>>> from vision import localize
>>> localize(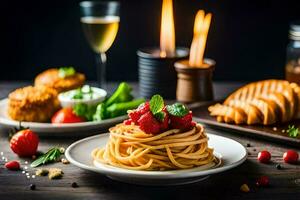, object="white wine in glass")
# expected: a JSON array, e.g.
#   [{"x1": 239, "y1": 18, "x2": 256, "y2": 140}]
[
  {"x1": 80, "y1": 1, "x2": 120, "y2": 88},
  {"x1": 81, "y1": 16, "x2": 119, "y2": 53}
]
